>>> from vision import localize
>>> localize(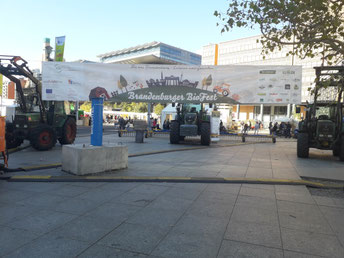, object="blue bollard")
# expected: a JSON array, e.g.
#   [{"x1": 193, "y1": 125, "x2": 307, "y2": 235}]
[{"x1": 91, "y1": 98, "x2": 103, "y2": 146}]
